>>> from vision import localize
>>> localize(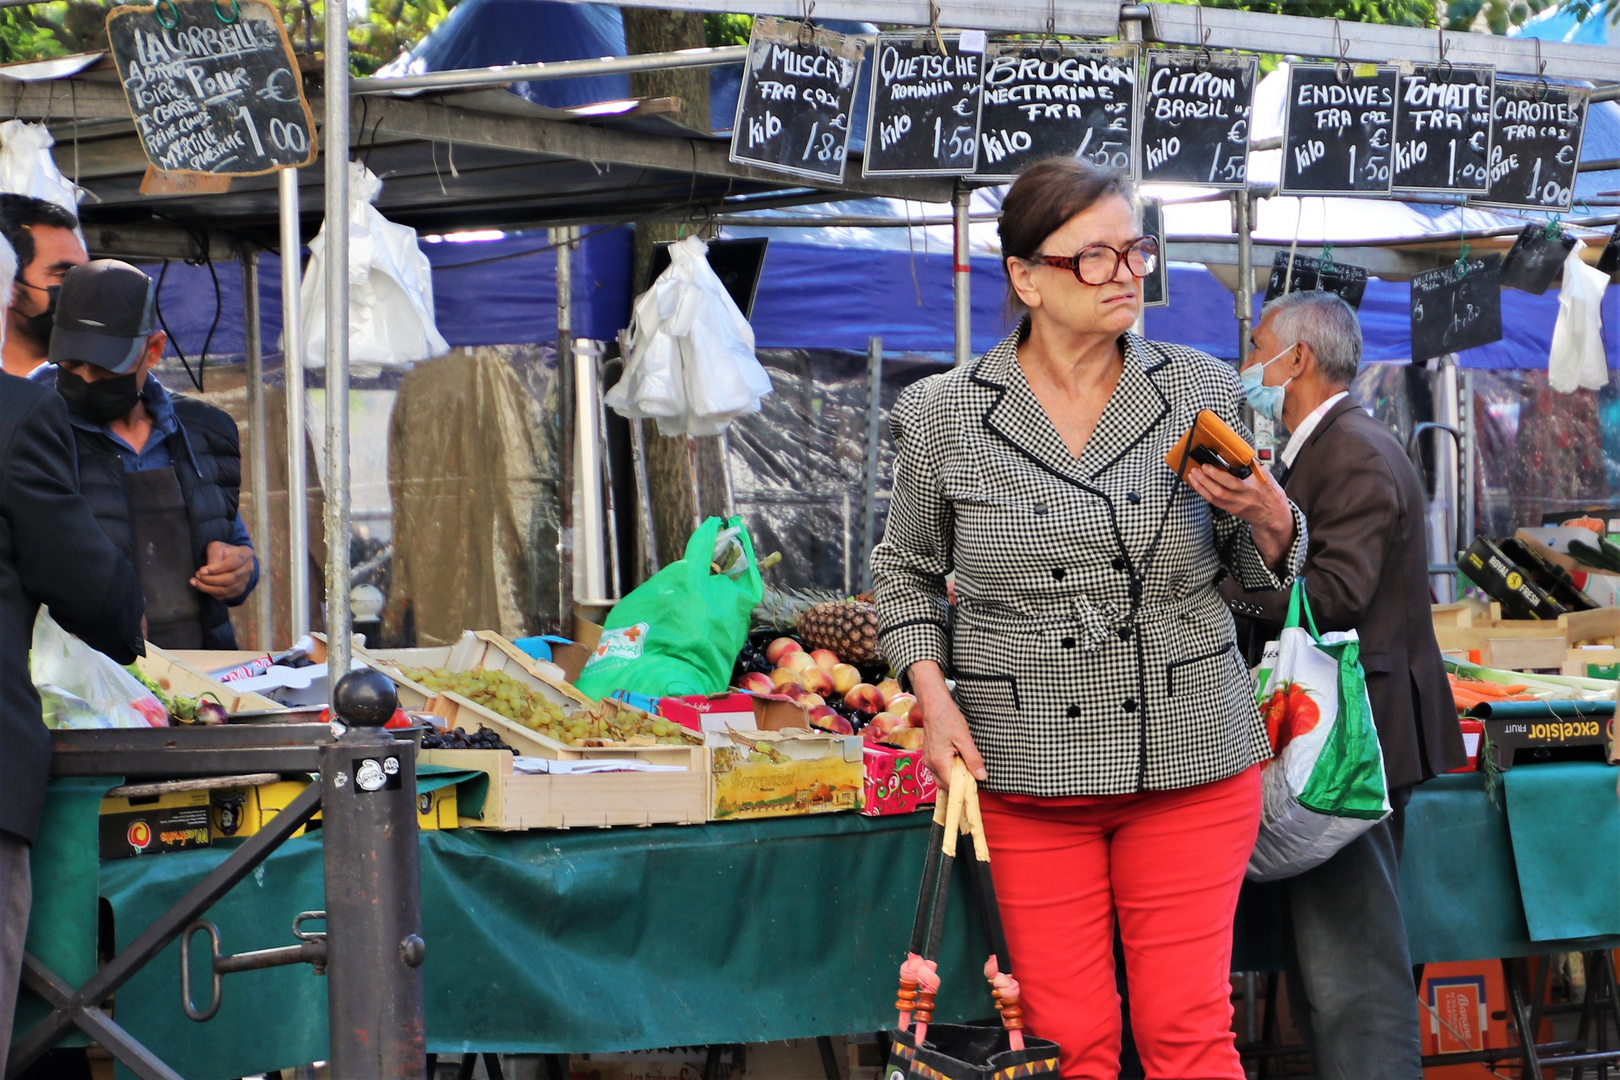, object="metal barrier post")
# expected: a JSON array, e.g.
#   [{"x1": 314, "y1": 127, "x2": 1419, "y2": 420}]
[{"x1": 319, "y1": 670, "x2": 425, "y2": 1078}]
